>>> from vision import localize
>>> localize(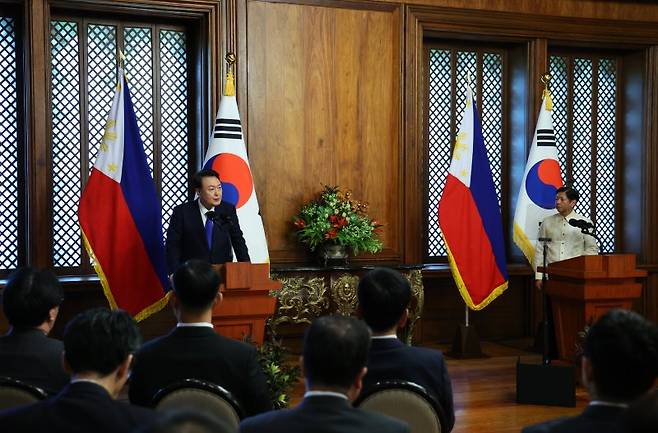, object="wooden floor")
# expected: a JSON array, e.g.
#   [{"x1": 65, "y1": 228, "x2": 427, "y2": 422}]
[{"x1": 289, "y1": 340, "x2": 588, "y2": 433}]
